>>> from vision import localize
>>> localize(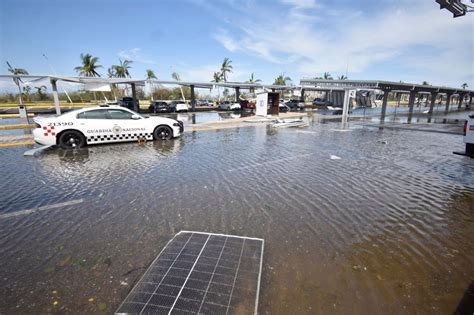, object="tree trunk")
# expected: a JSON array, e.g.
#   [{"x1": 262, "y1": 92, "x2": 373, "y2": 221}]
[{"x1": 17, "y1": 84, "x2": 23, "y2": 105}]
